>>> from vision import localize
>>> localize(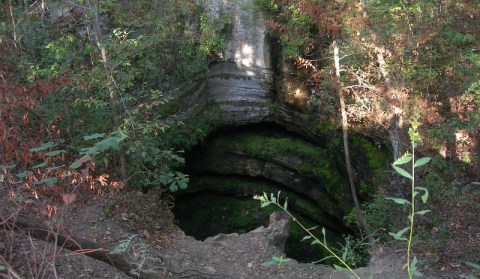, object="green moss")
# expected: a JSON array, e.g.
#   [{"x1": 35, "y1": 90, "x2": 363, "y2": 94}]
[
  {"x1": 230, "y1": 133, "x2": 322, "y2": 161},
  {"x1": 216, "y1": 132, "x2": 351, "y2": 211},
  {"x1": 351, "y1": 134, "x2": 389, "y2": 171},
  {"x1": 313, "y1": 120, "x2": 338, "y2": 134},
  {"x1": 185, "y1": 175, "x2": 330, "y2": 222},
  {"x1": 350, "y1": 134, "x2": 390, "y2": 195}
]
